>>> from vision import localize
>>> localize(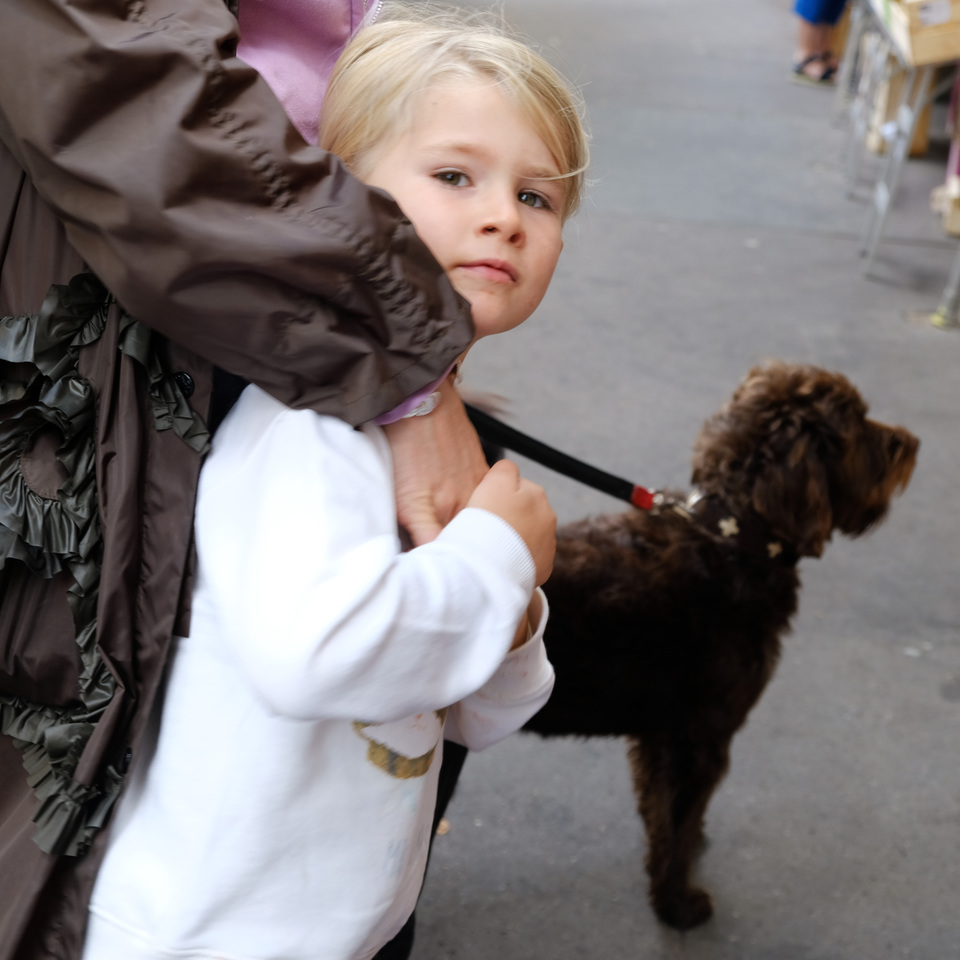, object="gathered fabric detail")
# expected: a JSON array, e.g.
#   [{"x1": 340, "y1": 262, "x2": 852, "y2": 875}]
[{"x1": 0, "y1": 273, "x2": 209, "y2": 856}]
